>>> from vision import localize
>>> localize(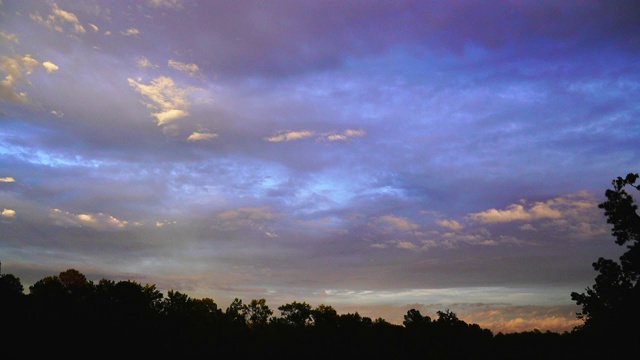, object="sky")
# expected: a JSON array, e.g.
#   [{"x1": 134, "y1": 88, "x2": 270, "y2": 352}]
[{"x1": 1, "y1": 0, "x2": 639, "y2": 334}]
